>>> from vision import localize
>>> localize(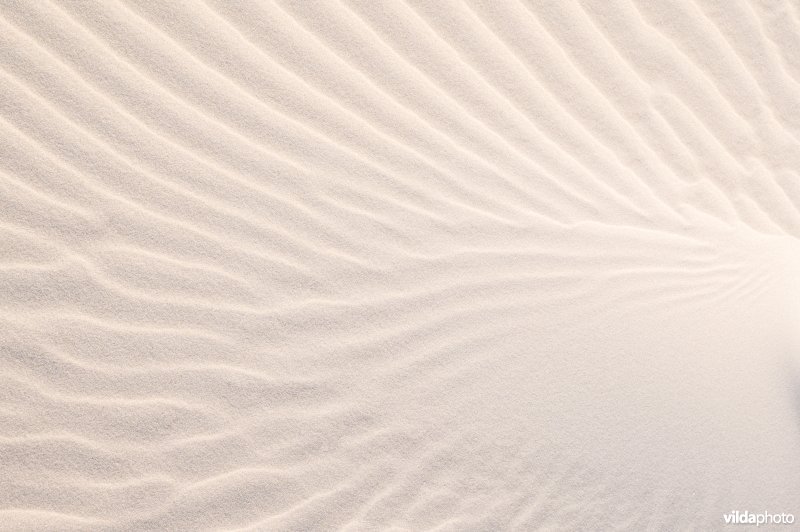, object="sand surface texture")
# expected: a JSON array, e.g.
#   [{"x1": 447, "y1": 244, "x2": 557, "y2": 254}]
[{"x1": 1, "y1": 1, "x2": 800, "y2": 530}]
